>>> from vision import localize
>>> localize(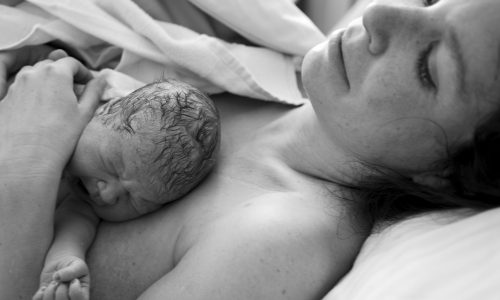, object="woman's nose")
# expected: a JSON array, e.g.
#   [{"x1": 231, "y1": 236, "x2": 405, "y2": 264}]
[{"x1": 362, "y1": 1, "x2": 422, "y2": 55}]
